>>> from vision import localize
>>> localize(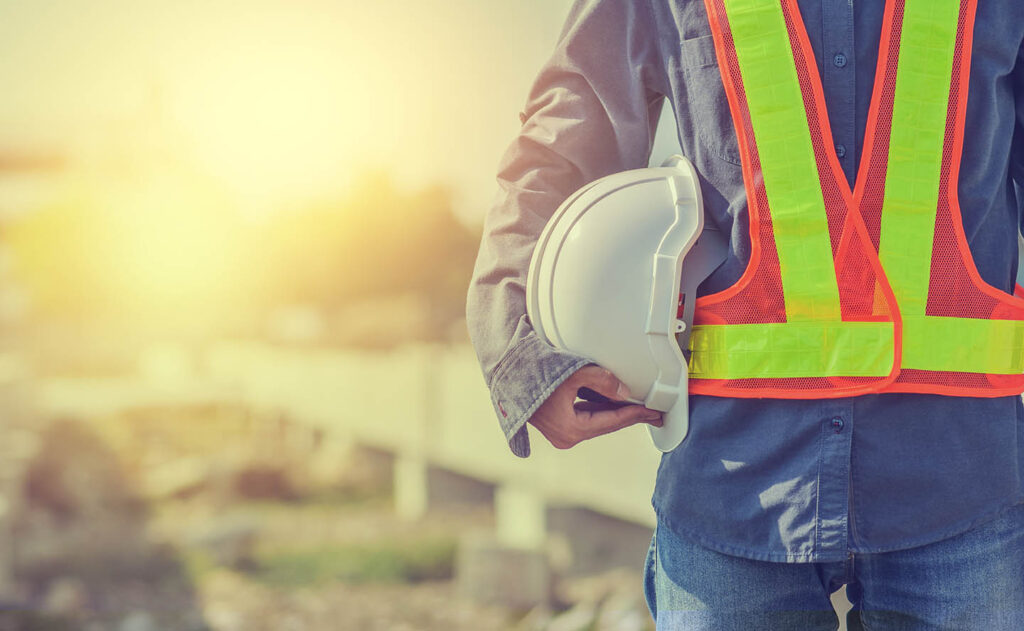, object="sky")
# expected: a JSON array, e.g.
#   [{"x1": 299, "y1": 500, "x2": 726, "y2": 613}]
[{"x1": 0, "y1": 0, "x2": 680, "y2": 222}]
